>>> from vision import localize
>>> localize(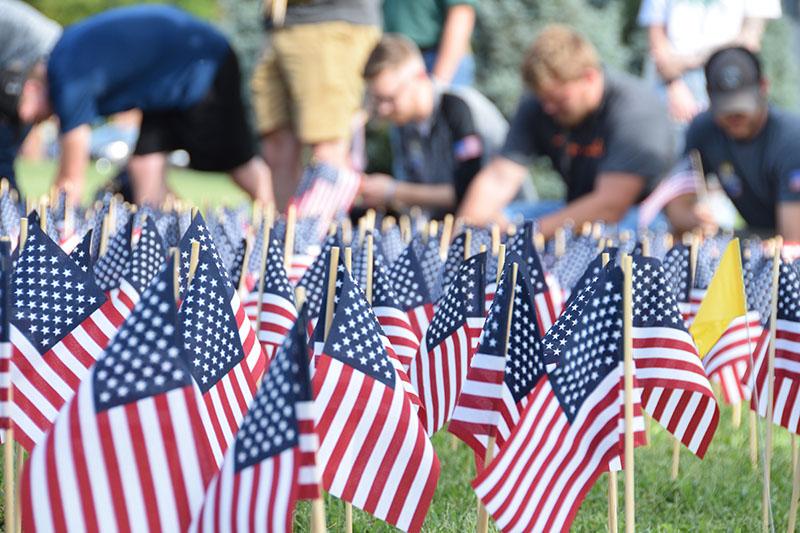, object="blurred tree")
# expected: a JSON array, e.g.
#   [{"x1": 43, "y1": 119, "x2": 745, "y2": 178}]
[{"x1": 27, "y1": 0, "x2": 219, "y2": 26}]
